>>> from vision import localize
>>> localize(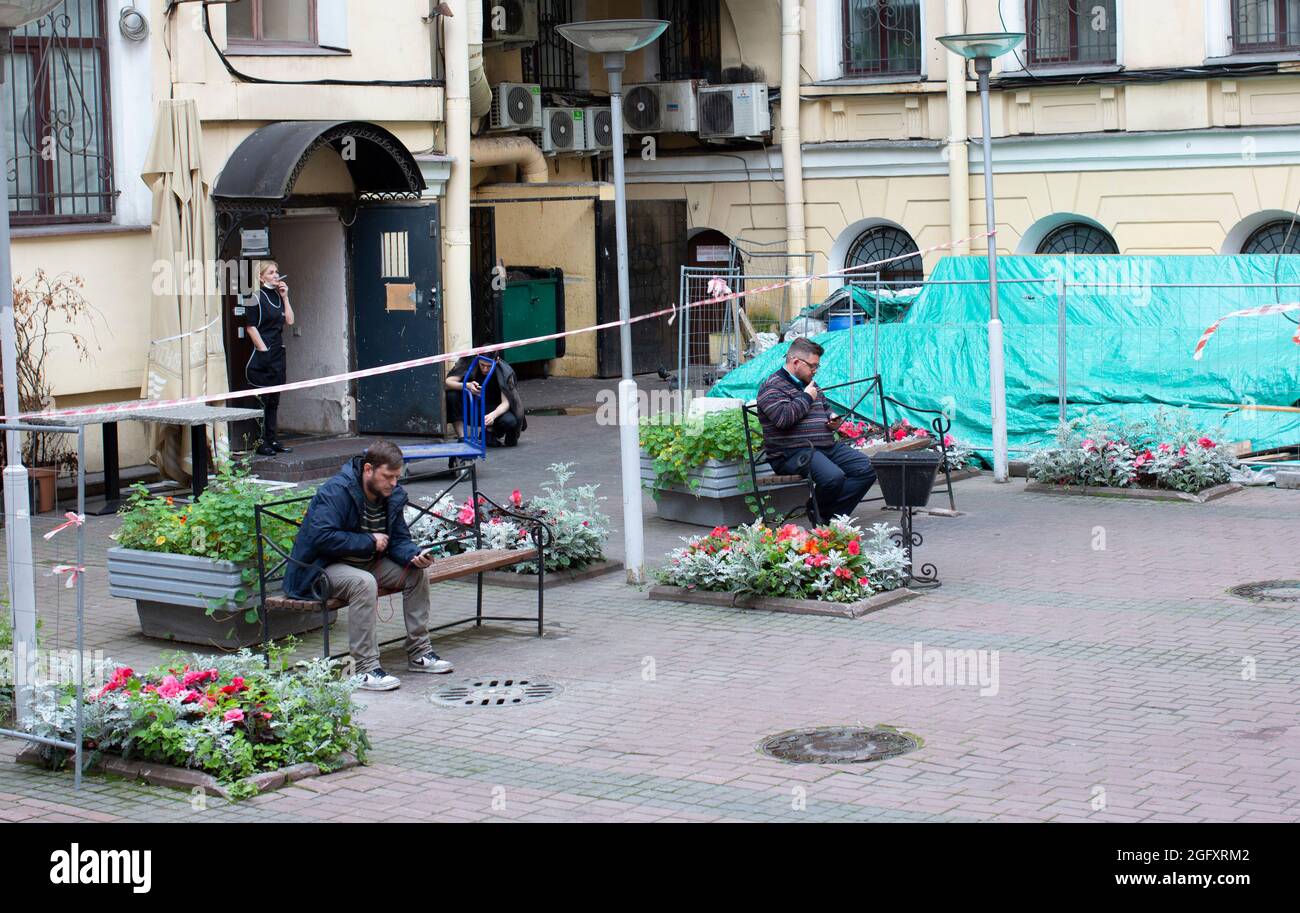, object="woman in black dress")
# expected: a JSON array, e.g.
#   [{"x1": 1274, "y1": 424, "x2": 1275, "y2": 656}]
[{"x1": 245, "y1": 260, "x2": 295, "y2": 456}]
